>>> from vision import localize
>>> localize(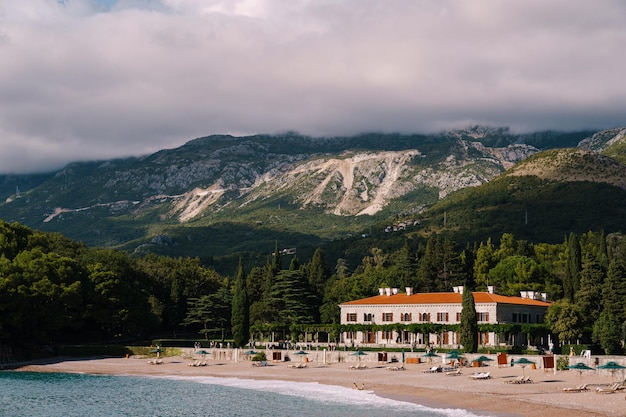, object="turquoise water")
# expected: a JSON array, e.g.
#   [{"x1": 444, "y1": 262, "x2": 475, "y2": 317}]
[{"x1": 0, "y1": 371, "x2": 485, "y2": 417}]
